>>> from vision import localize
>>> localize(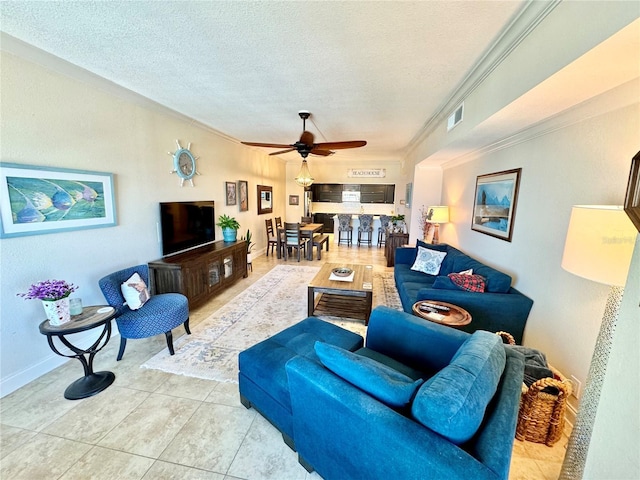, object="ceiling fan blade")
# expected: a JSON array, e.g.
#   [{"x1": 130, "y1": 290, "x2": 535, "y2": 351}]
[
  {"x1": 241, "y1": 141, "x2": 293, "y2": 149},
  {"x1": 299, "y1": 131, "x2": 315, "y2": 146},
  {"x1": 309, "y1": 148, "x2": 334, "y2": 157},
  {"x1": 269, "y1": 148, "x2": 297, "y2": 156},
  {"x1": 314, "y1": 140, "x2": 367, "y2": 150}
]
